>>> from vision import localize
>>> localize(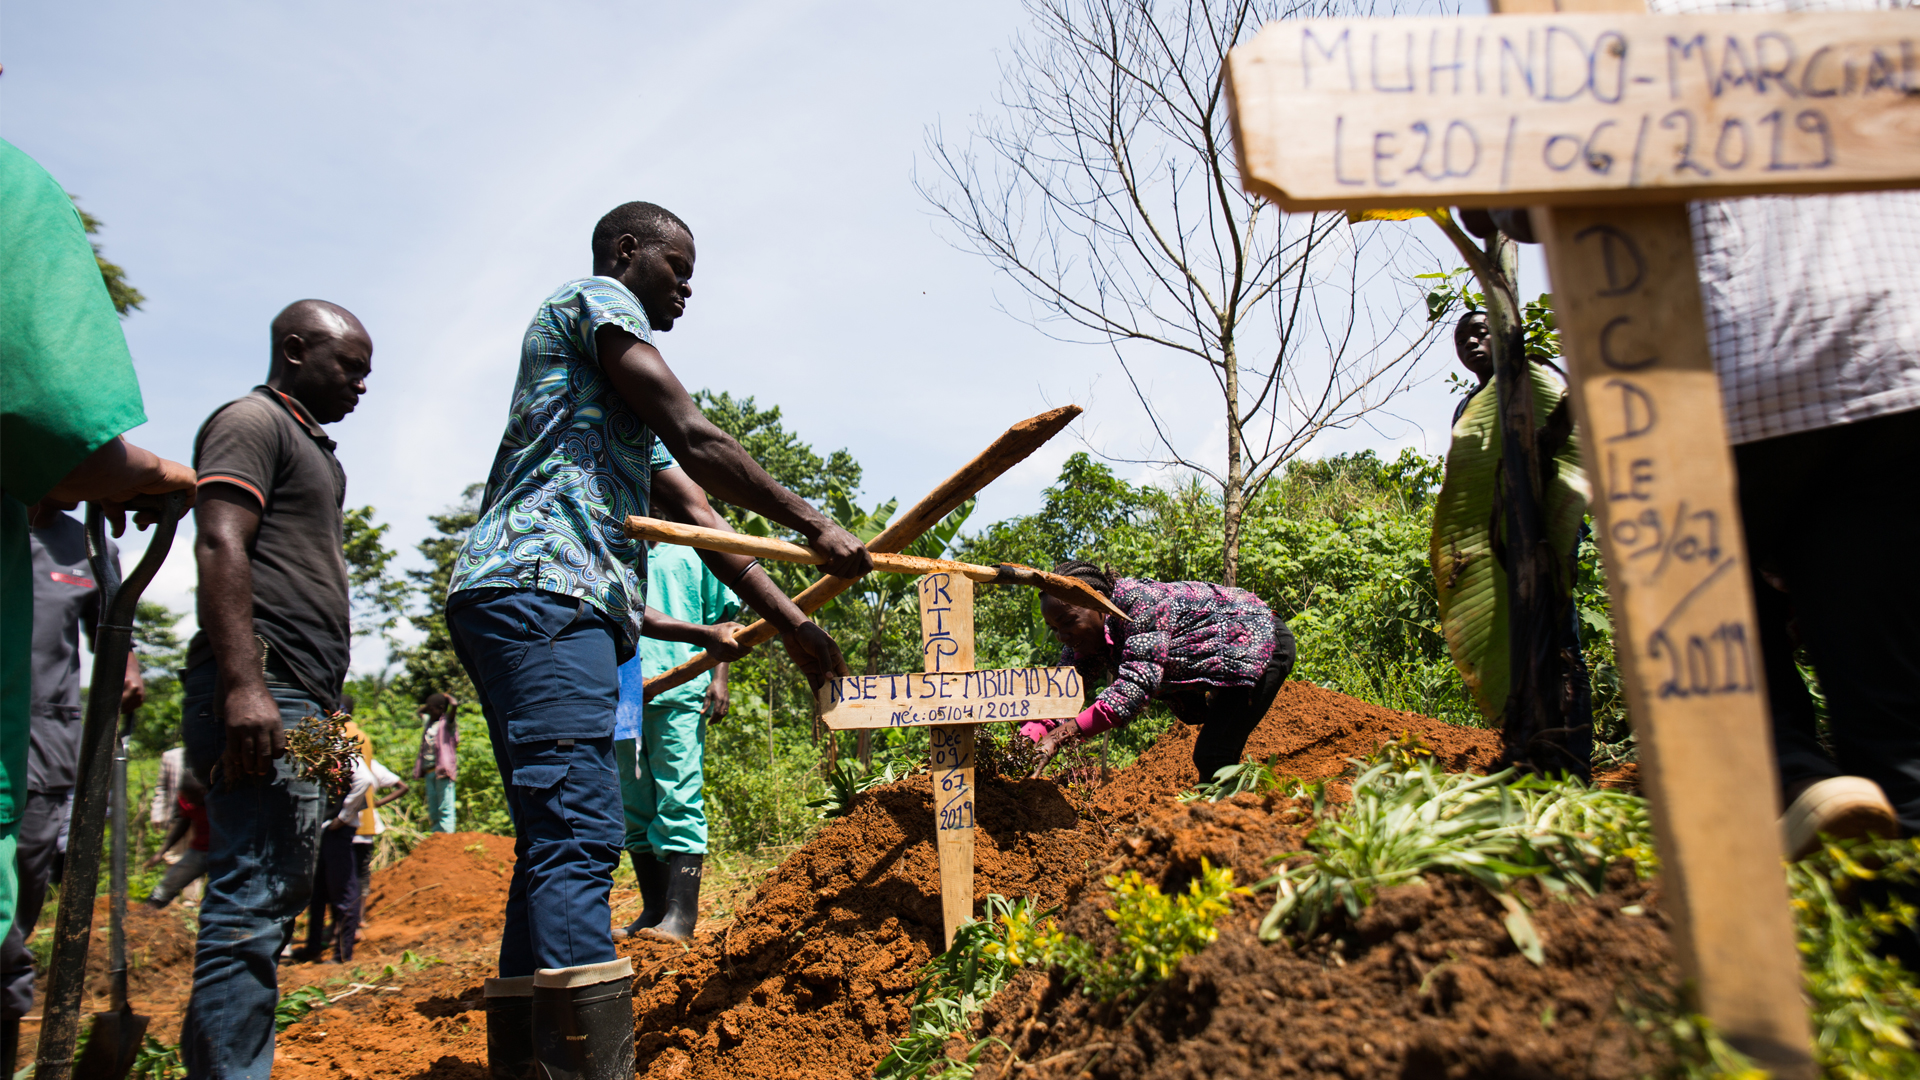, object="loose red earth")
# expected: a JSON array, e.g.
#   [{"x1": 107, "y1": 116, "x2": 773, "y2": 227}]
[{"x1": 27, "y1": 682, "x2": 1676, "y2": 1079}]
